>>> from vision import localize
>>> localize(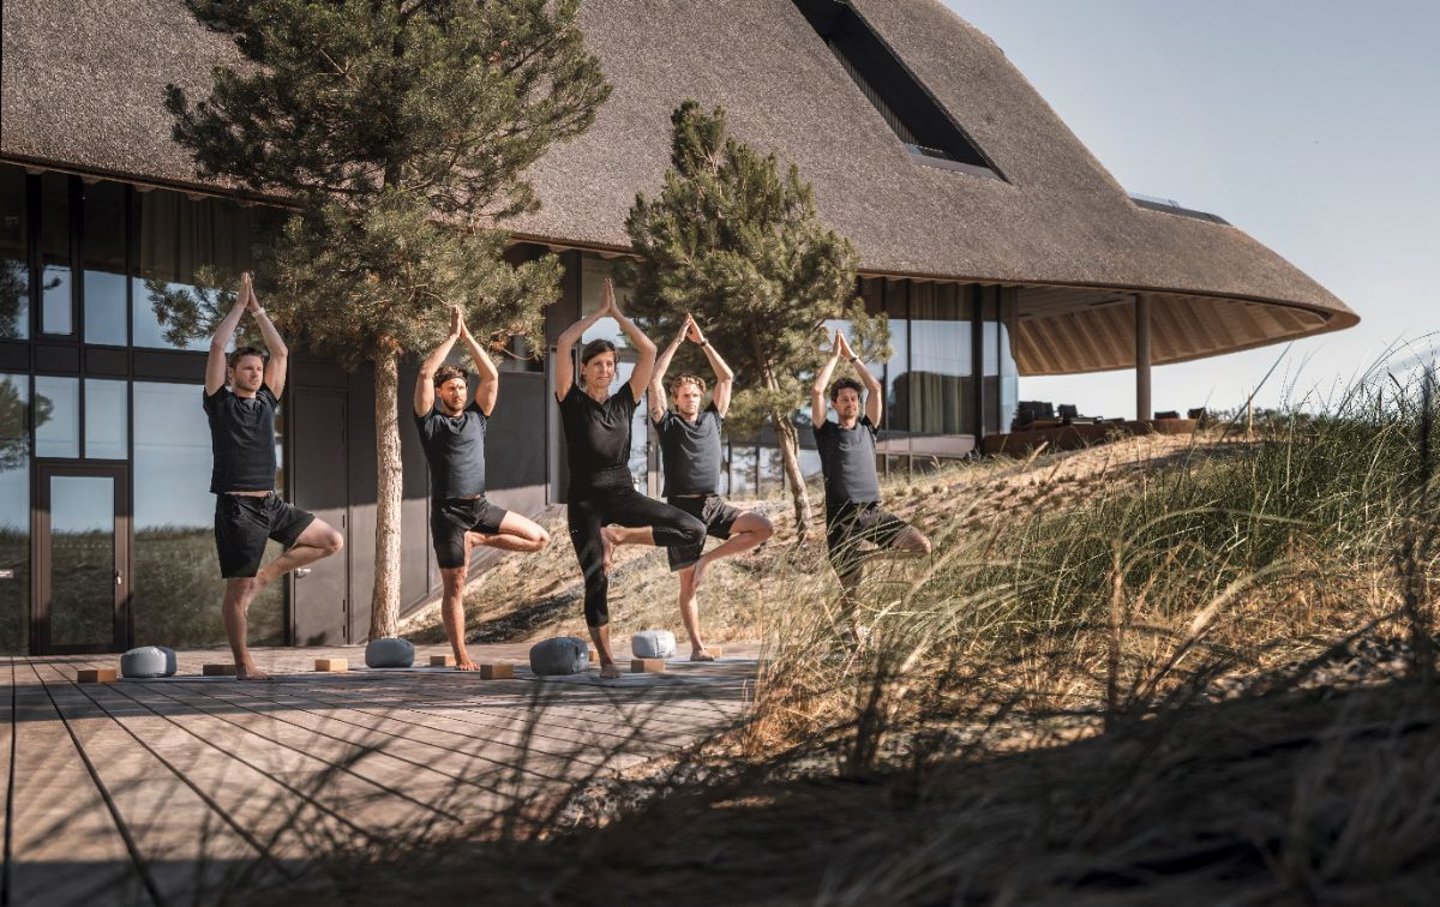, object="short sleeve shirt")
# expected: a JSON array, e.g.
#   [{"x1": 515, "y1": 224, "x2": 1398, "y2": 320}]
[
  {"x1": 653, "y1": 402, "x2": 722, "y2": 497},
  {"x1": 414, "y1": 401, "x2": 488, "y2": 499},
  {"x1": 204, "y1": 385, "x2": 279, "y2": 493},
  {"x1": 812, "y1": 416, "x2": 881, "y2": 510},
  {"x1": 559, "y1": 384, "x2": 637, "y2": 499}
]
